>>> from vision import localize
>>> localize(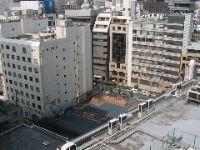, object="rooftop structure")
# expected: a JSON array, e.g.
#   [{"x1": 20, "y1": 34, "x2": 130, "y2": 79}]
[{"x1": 0, "y1": 124, "x2": 67, "y2": 150}]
